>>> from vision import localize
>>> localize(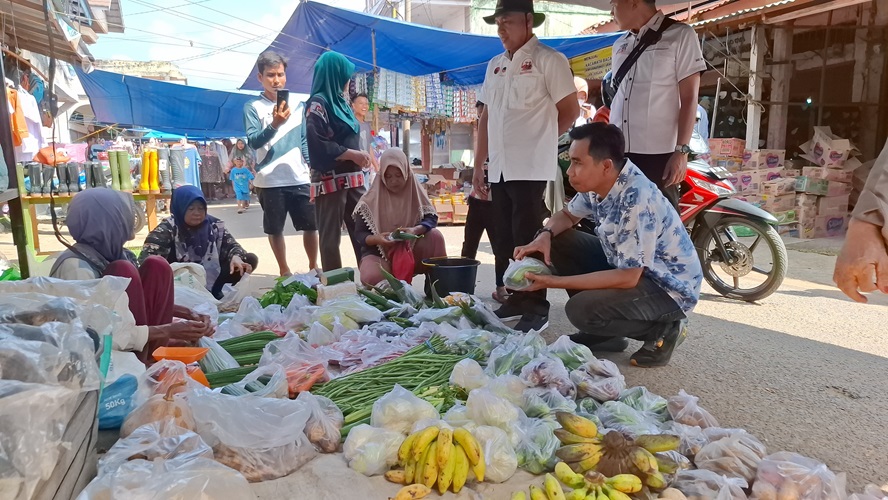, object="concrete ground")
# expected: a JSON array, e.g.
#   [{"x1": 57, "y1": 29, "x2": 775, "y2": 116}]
[{"x1": 3, "y1": 199, "x2": 886, "y2": 493}]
